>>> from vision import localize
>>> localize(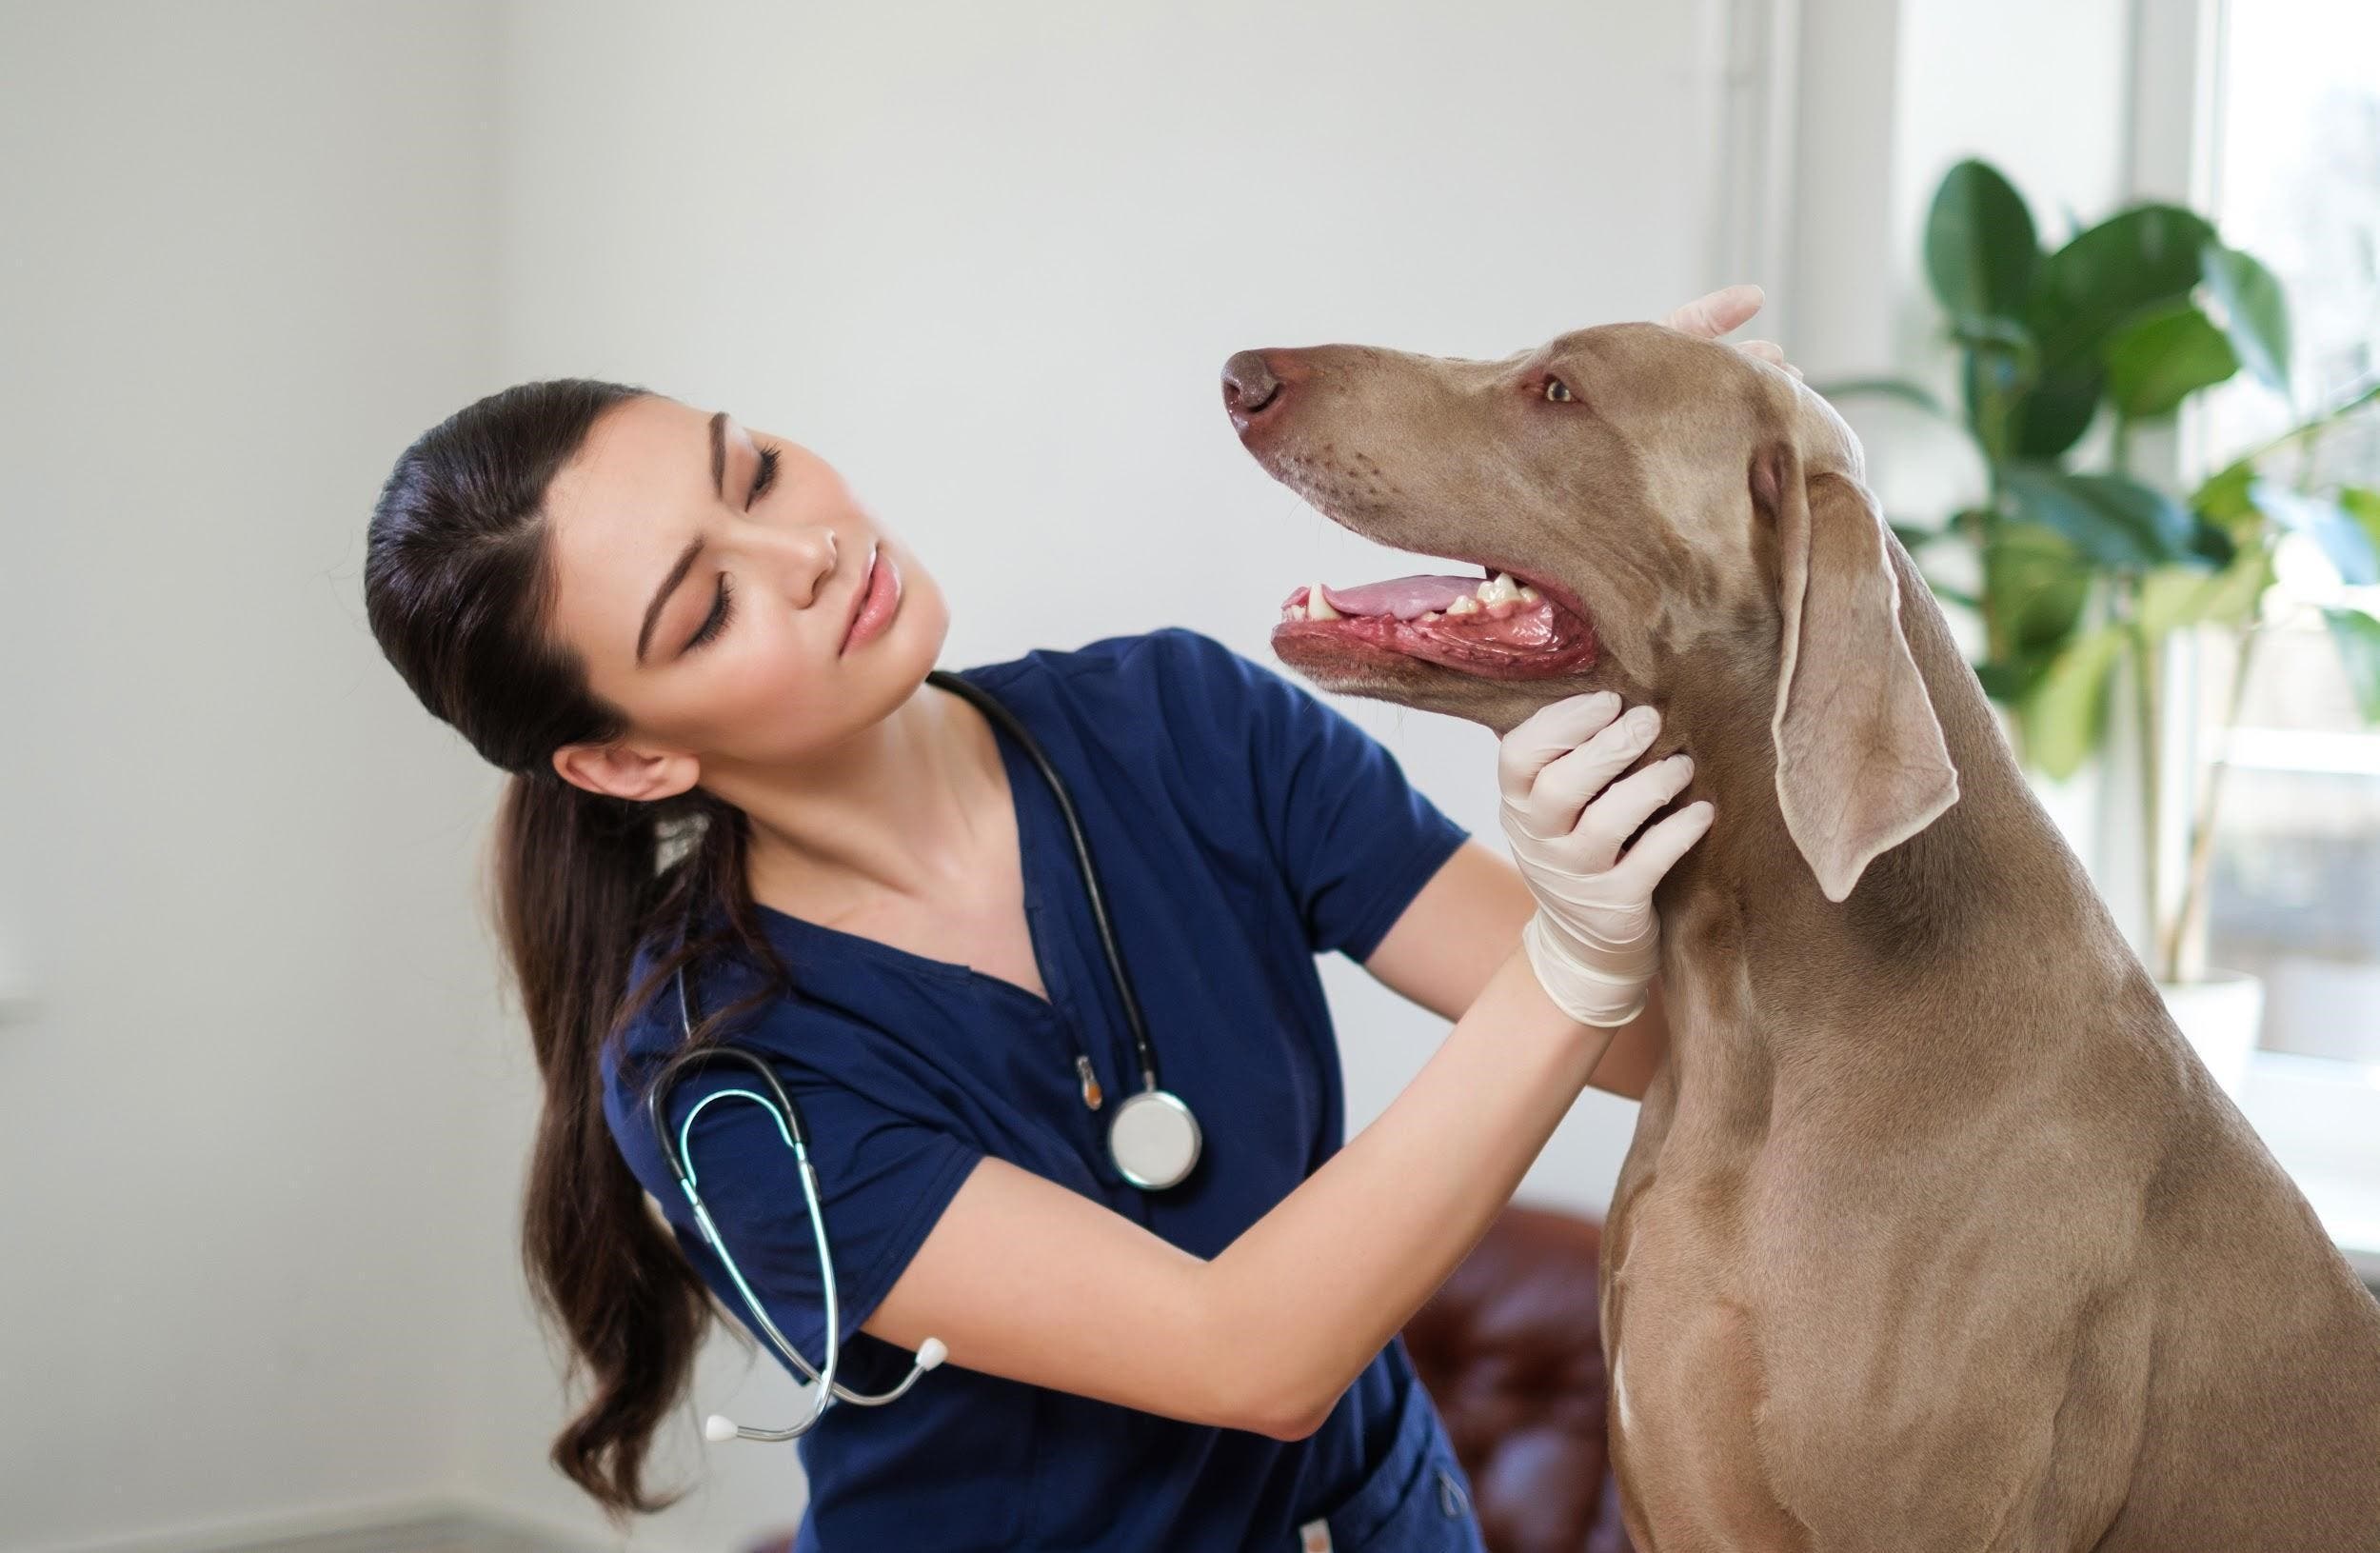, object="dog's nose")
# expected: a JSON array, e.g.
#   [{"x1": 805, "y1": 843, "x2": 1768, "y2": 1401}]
[{"x1": 1221, "y1": 349, "x2": 1283, "y2": 422}]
